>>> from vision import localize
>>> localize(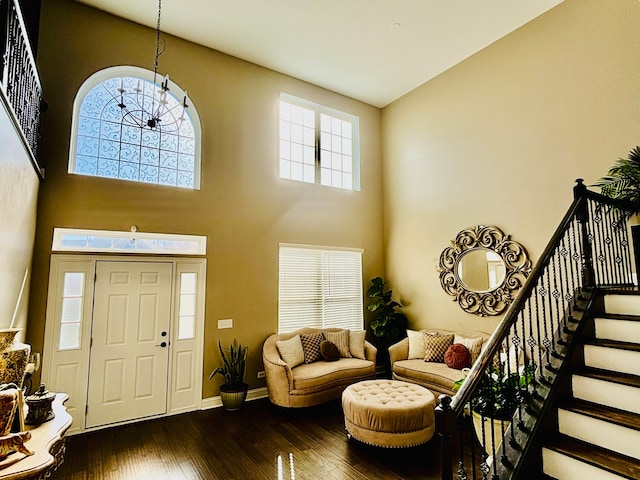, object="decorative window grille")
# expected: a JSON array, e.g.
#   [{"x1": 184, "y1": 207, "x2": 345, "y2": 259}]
[
  {"x1": 68, "y1": 66, "x2": 201, "y2": 189},
  {"x1": 279, "y1": 94, "x2": 360, "y2": 191},
  {"x1": 278, "y1": 244, "x2": 364, "y2": 333}
]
